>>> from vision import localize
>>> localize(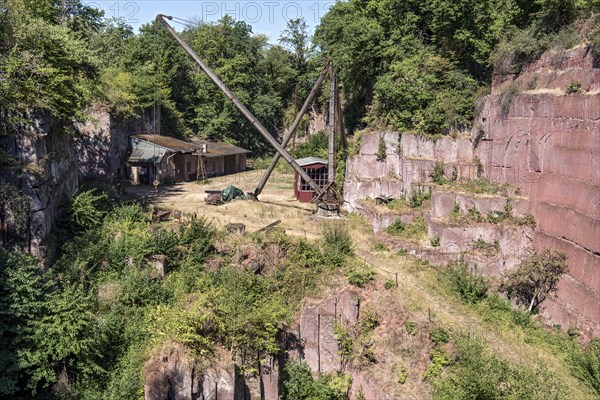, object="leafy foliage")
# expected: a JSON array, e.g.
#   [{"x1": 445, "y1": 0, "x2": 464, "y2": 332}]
[
  {"x1": 283, "y1": 361, "x2": 351, "y2": 400},
  {"x1": 322, "y1": 221, "x2": 353, "y2": 266},
  {"x1": 501, "y1": 250, "x2": 568, "y2": 313},
  {"x1": 432, "y1": 335, "x2": 565, "y2": 399},
  {"x1": 69, "y1": 189, "x2": 108, "y2": 230},
  {"x1": 568, "y1": 339, "x2": 600, "y2": 395},
  {"x1": 0, "y1": 0, "x2": 98, "y2": 132},
  {"x1": 293, "y1": 131, "x2": 329, "y2": 159},
  {"x1": 429, "y1": 162, "x2": 446, "y2": 185},
  {"x1": 446, "y1": 261, "x2": 489, "y2": 304},
  {"x1": 347, "y1": 267, "x2": 376, "y2": 288},
  {"x1": 376, "y1": 135, "x2": 387, "y2": 161},
  {"x1": 336, "y1": 308, "x2": 378, "y2": 368},
  {"x1": 179, "y1": 217, "x2": 215, "y2": 264}
]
